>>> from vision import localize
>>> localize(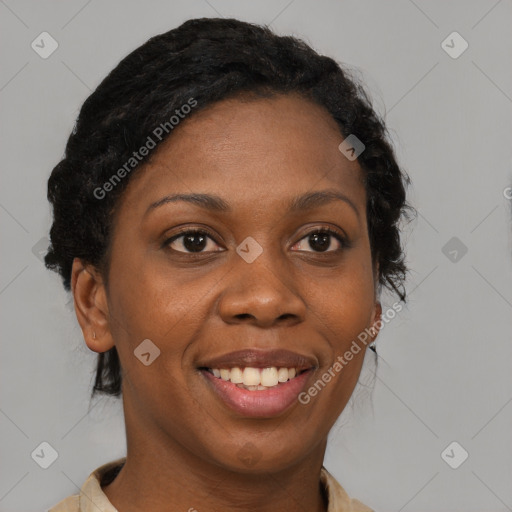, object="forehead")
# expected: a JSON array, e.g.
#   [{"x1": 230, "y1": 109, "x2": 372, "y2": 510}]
[{"x1": 117, "y1": 94, "x2": 365, "y2": 218}]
